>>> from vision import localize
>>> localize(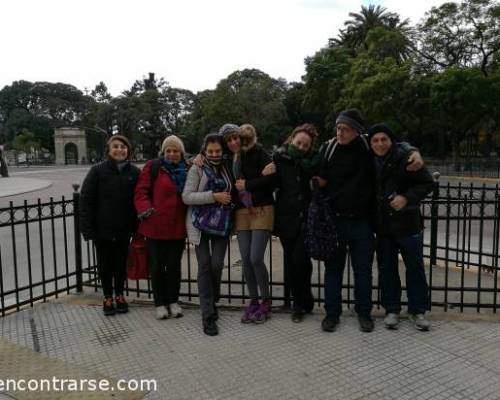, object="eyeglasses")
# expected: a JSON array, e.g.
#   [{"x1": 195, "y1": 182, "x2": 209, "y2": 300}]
[{"x1": 336, "y1": 125, "x2": 354, "y2": 133}]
